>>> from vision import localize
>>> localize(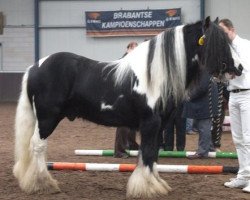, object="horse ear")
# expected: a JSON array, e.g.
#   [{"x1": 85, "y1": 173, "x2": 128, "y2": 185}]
[
  {"x1": 204, "y1": 16, "x2": 211, "y2": 30},
  {"x1": 214, "y1": 17, "x2": 219, "y2": 24}
]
